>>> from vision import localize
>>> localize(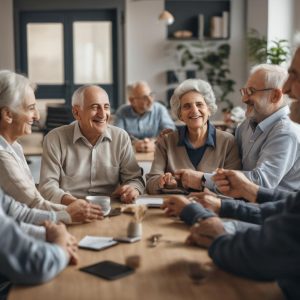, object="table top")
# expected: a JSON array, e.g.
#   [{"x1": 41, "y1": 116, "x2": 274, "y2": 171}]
[{"x1": 9, "y1": 208, "x2": 283, "y2": 300}]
